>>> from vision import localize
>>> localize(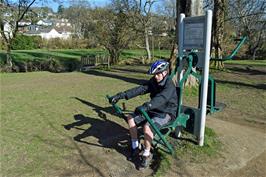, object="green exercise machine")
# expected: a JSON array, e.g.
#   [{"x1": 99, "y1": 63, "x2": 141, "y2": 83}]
[{"x1": 107, "y1": 11, "x2": 246, "y2": 155}]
